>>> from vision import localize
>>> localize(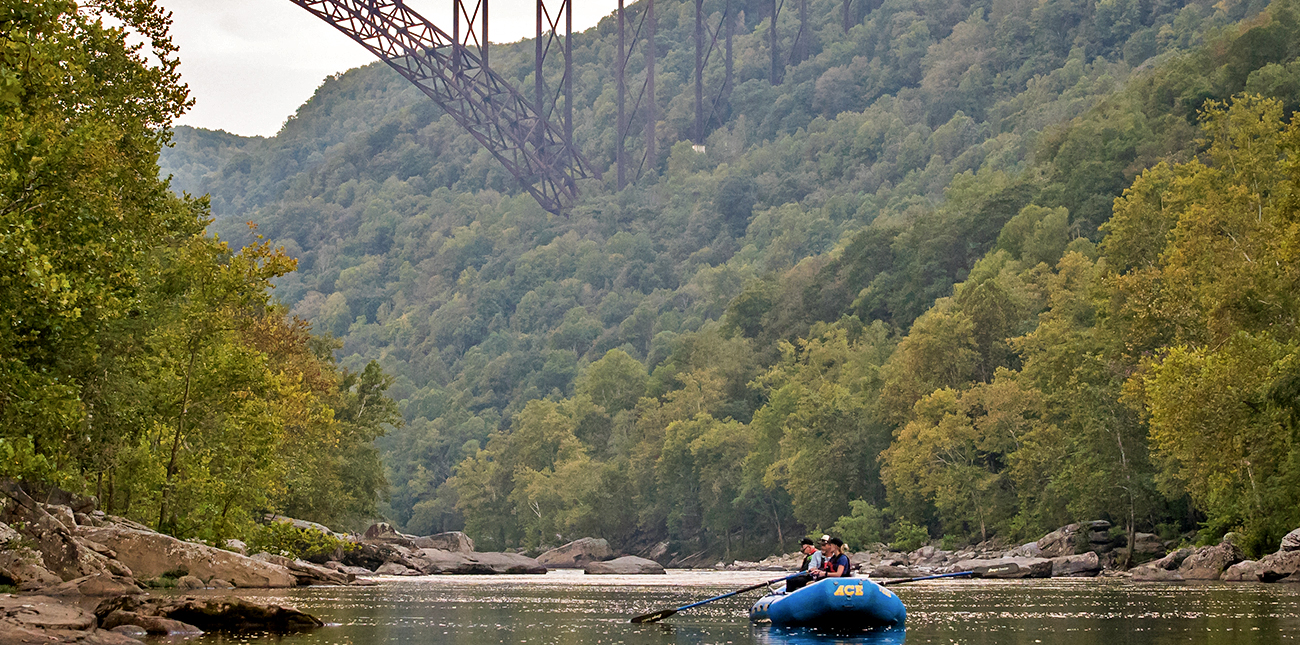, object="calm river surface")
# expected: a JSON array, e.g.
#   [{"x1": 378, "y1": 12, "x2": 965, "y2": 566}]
[{"x1": 178, "y1": 570, "x2": 1300, "y2": 645}]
